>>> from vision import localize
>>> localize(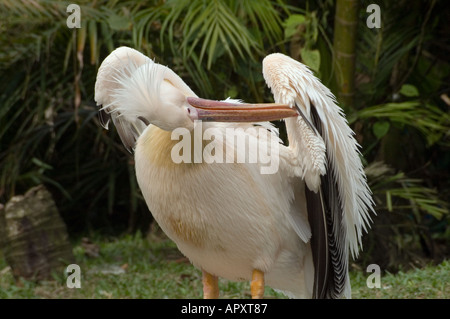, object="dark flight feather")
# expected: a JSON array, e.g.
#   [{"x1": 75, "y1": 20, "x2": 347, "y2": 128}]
[{"x1": 304, "y1": 101, "x2": 348, "y2": 299}]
